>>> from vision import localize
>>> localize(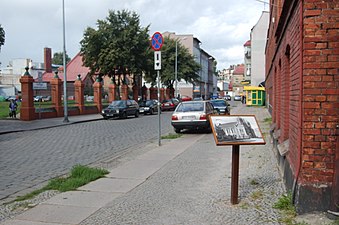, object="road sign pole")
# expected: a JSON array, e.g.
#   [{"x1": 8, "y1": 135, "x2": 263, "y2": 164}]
[{"x1": 157, "y1": 70, "x2": 161, "y2": 146}]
